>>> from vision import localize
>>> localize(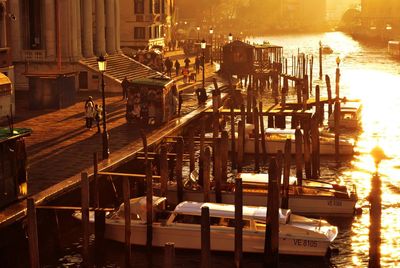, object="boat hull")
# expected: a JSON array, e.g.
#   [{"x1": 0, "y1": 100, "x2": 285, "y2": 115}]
[
  {"x1": 99, "y1": 220, "x2": 331, "y2": 257},
  {"x1": 229, "y1": 138, "x2": 354, "y2": 155},
  {"x1": 162, "y1": 188, "x2": 356, "y2": 217}
]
